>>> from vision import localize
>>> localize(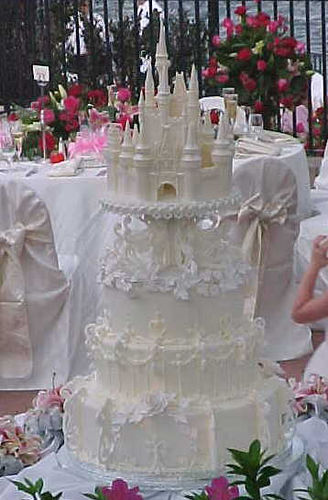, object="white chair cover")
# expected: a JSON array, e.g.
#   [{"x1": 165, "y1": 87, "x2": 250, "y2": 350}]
[
  {"x1": 232, "y1": 157, "x2": 312, "y2": 361},
  {"x1": 0, "y1": 181, "x2": 70, "y2": 389},
  {"x1": 199, "y1": 96, "x2": 225, "y2": 112}
]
